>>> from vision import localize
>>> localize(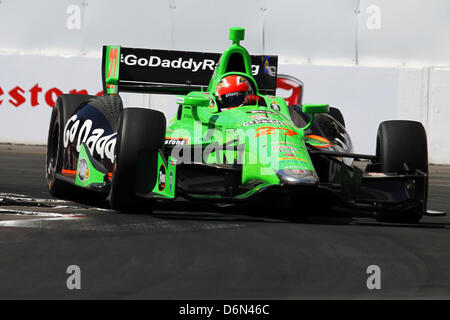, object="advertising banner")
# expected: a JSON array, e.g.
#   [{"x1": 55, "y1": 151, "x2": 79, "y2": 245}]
[{"x1": 0, "y1": 55, "x2": 102, "y2": 144}]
